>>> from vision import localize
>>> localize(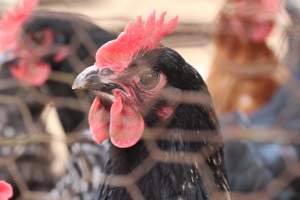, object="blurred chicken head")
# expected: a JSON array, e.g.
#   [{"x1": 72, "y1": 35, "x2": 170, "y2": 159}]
[
  {"x1": 0, "y1": 0, "x2": 69, "y2": 86},
  {"x1": 222, "y1": 0, "x2": 280, "y2": 42}
]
